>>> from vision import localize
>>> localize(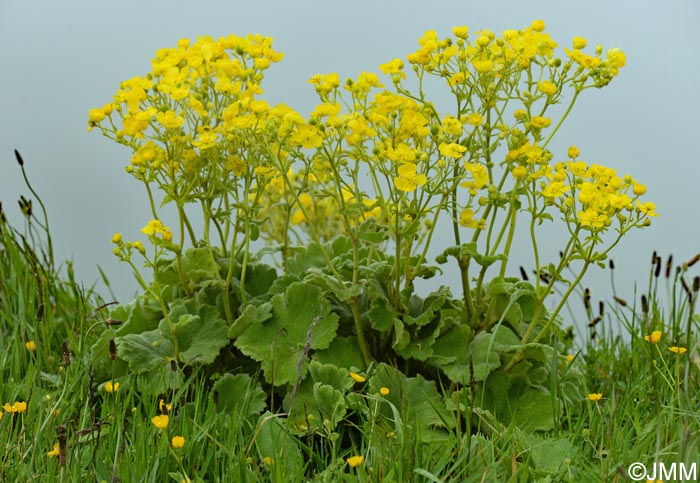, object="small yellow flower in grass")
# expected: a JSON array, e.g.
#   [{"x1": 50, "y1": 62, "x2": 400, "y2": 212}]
[
  {"x1": 566, "y1": 354, "x2": 575, "y2": 363},
  {"x1": 669, "y1": 346, "x2": 688, "y2": 354},
  {"x1": 159, "y1": 399, "x2": 172, "y2": 412},
  {"x1": 152, "y1": 414, "x2": 169, "y2": 430},
  {"x1": 3, "y1": 401, "x2": 27, "y2": 414},
  {"x1": 47, "y1": 443, "x2": 60, "y2": 457},
  {"x1": 346, "y1": 455, "x2": 364, "y2": 467},
  {"x1": 171, "y1": 435, "x2": 185, "y2": 449},
  {"x1": 349, "y1": 372, "x2": 366, "y2": 383},
  {"x1": 644, "y1": 330, "x2": 662, "y2": 343},
  {"x1": 0, "y1": 411, "x2": 3, "y2": 421},
  {"x1": 588, "y1": 393, "x2": 603, "y2": 402},
  {"x1": 380, "y1": 387, "x2": 390, "y2": 396},
  {"x1": 25, "y1": 340, "x2": 36, "y2": 351},
  {"x1": 263, "y1": 456, "x2": 274, "y2": 465},
  {"x1": 105, "y1": 381, "x2": 119, "y2": 393}
]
